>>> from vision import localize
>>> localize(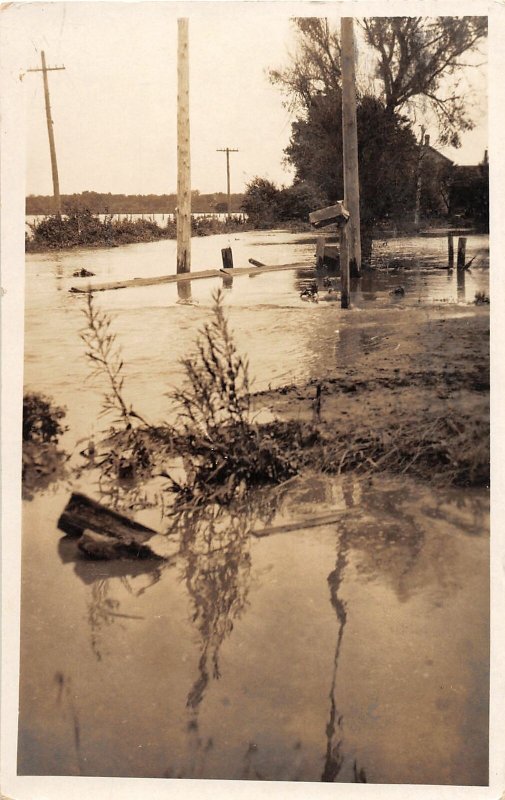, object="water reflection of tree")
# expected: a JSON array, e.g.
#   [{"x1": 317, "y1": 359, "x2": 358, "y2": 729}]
[
  {"x1": 346, "y1": 480, "x2": 471, "y2": 605},
  {"x1": 172, "y1": 494, "x2": 278, "y2": 721}
]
